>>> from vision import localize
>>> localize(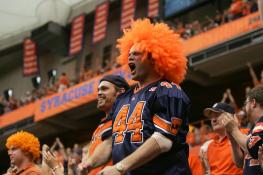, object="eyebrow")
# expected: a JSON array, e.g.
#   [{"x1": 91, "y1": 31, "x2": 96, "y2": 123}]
[
  {"x1": 98, "y1": 85, "x2": 109, "y2": 90},
  {"x1": 129, "y1": 51, "x2": 142, "y2": 55}
]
